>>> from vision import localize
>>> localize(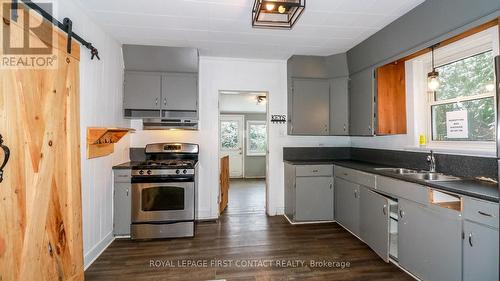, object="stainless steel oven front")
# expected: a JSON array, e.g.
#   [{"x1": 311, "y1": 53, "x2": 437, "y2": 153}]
[{"x1": 131, "y1": 180, "x2": 195, "y2": 223}]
